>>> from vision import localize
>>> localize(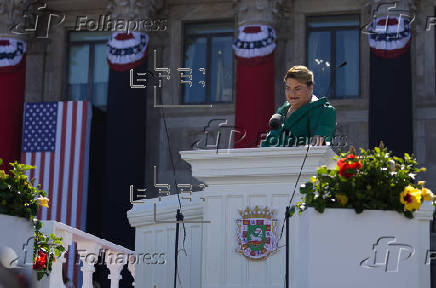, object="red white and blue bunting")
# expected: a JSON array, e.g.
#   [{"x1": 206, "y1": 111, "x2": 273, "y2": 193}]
[
  {"x1": 106, "y1": 32, "x2": 148, "y2": 71},
  {"x1": 0, "y1": 37, "x2": 26, "y2": 171},
  {"x1": 367, "y1": 16, "x2": 411, "y2": 58},
  {"x1": 0, "y1": 37, "x2": 26, "y2": 70},
  {"x1": 232, "y1": 25, "x2": 276, "y2": 59},
  {"x1": 233, "y1": 24, "x2": 276, "y2": 147}
]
